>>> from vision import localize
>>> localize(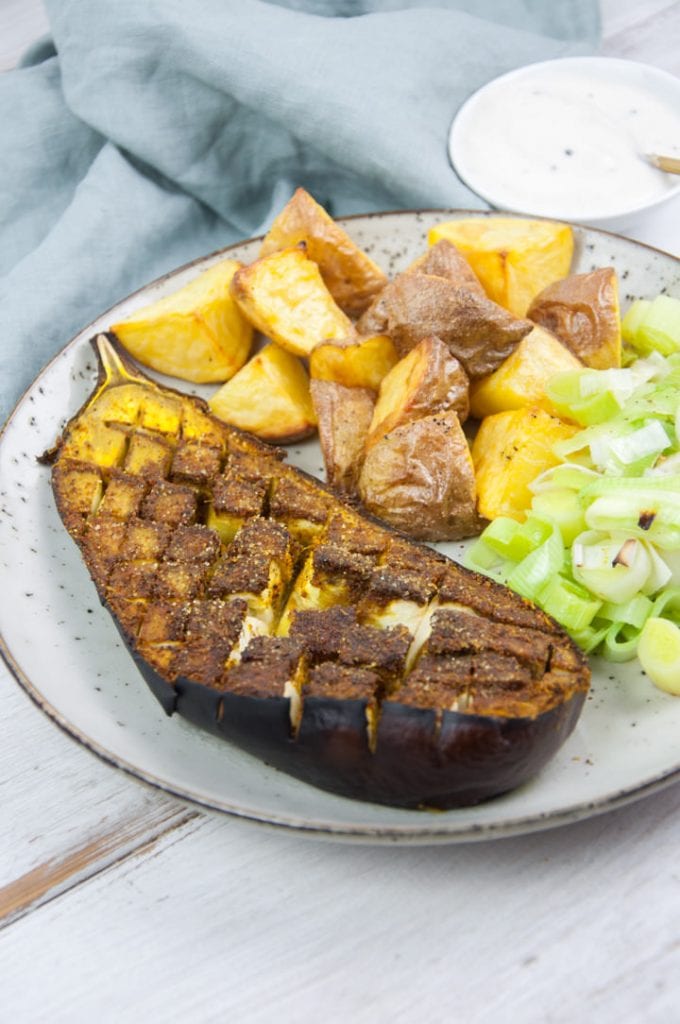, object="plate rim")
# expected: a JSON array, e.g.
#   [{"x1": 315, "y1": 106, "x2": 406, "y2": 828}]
[{"x1": 2, "y1": 208, "x2": 680, "y2": 844}]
